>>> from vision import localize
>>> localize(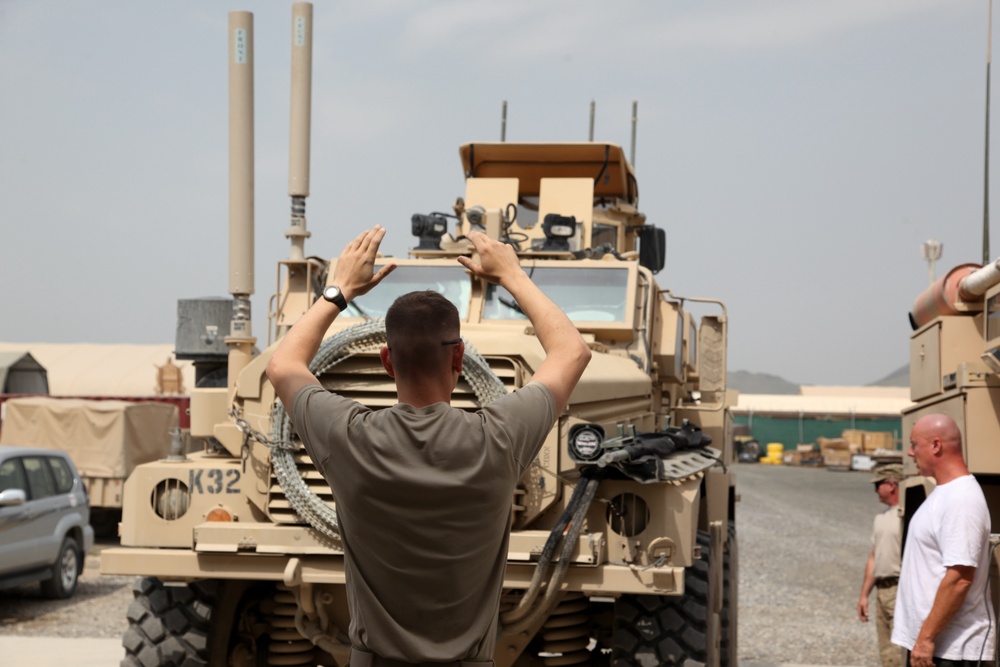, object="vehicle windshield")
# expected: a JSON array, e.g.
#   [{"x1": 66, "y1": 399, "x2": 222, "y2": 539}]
[
  {"x1": 348, "y1": 265, "x2": 472, "y2": 319},
  {"x1": 484, "y1": 267, "x2": 629, "y2": 322}
]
